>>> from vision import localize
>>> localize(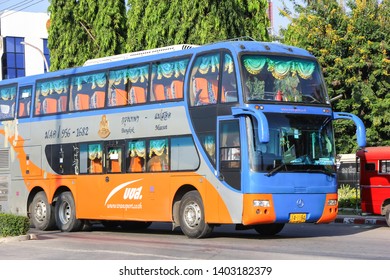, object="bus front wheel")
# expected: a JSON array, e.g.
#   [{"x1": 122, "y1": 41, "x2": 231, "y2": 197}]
[
  {"x1": 179, "y1": 190, "x2": 213, "y2": 238},
  {"x1": 55, "y1": 191, "x2": 83, "y2": 232},
  {"x1": 30, "y1": 191, "x2": 56, "y2": 230}
]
